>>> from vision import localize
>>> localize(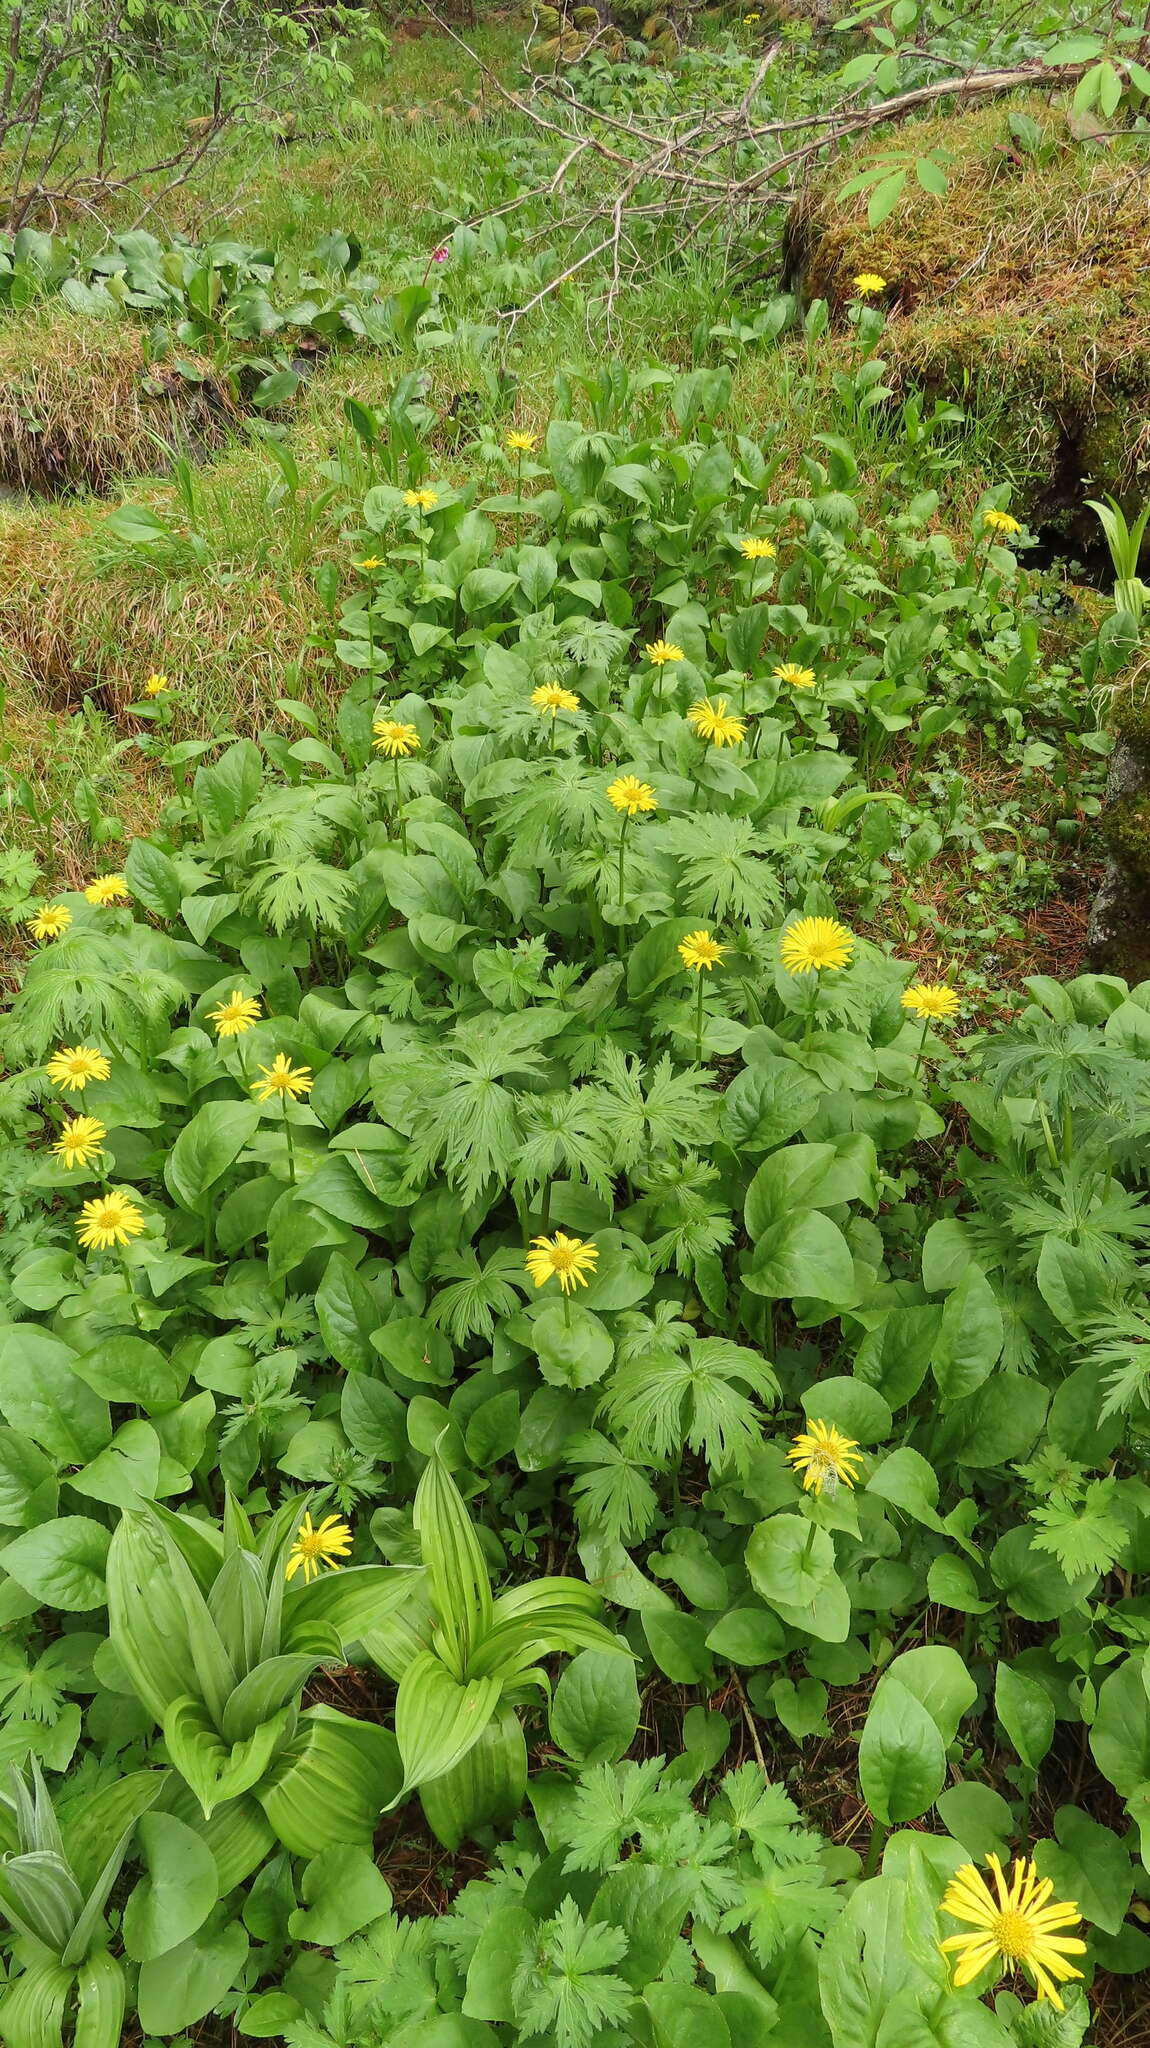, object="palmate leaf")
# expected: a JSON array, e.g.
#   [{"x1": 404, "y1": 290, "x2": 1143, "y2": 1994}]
[
  {"x1": 511, "y1": 1895, "x2": 632, "y2": 2048},
  {"x1": 562, "y1": 1757, "x2": 667, "y2": 1872},
  {"x1": 4, "y1": 932, "x2": 183, "y2": 1062},
  {"x1": 569, "y1": 1433, "x2": 659, "y2": 1546},
  {"x1": 476, "y1": 756, "x2": 606, "y2": 866},
  {"x1": 656, "y1": 813, "x2": 784, "y2": 925},
  {"x1": 718, "y1": 1835, "x2": 841, "y2": 1966},
  {"x1": 599, "y1": 1338, "x2": 778, "y2": 1477},
  {"x1": 400, "y1": 1013, "x2": 557, "y2": 1204},
  {"x1": 244, "y1": 858, "x2": 354, "y2": 934},
  {"x1": 1030, "y1": 1480, "x2": 1127, "y2": 1580},
  {"x1": 427, "y1": 1247, "x2": 525, "y2": 1345},
  {"x1": 589, "y1": 1043, "x2": 718, "y2": 1170},
  {"x1": 512, "y1": 1088, "x2": 618, "y2": 1203}
]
